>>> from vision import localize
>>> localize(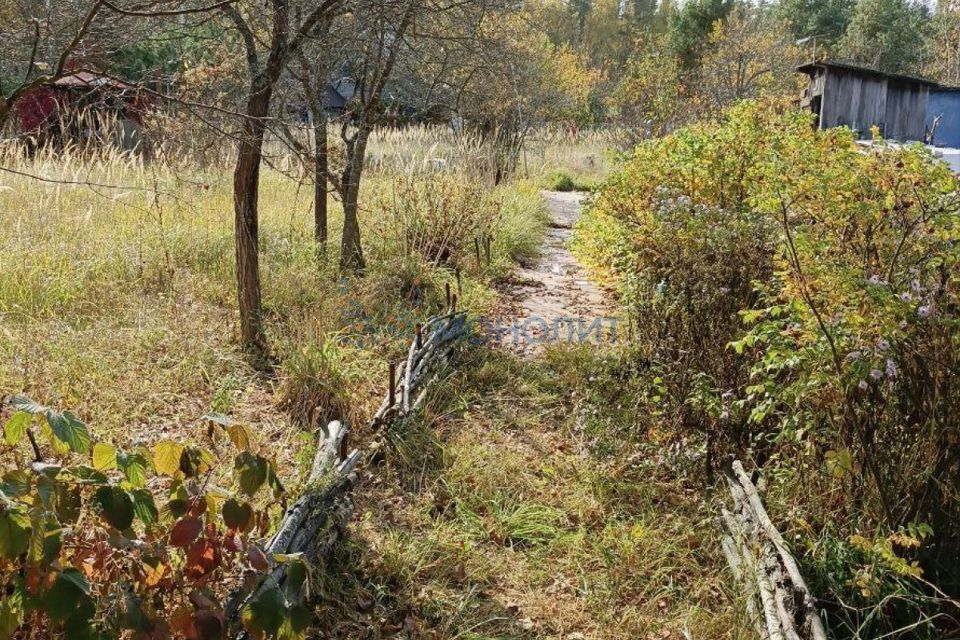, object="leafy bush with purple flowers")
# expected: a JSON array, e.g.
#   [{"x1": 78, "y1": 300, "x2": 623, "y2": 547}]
[{"x1": 575, "y1": 100, "x2": 960, "y2": 636}]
